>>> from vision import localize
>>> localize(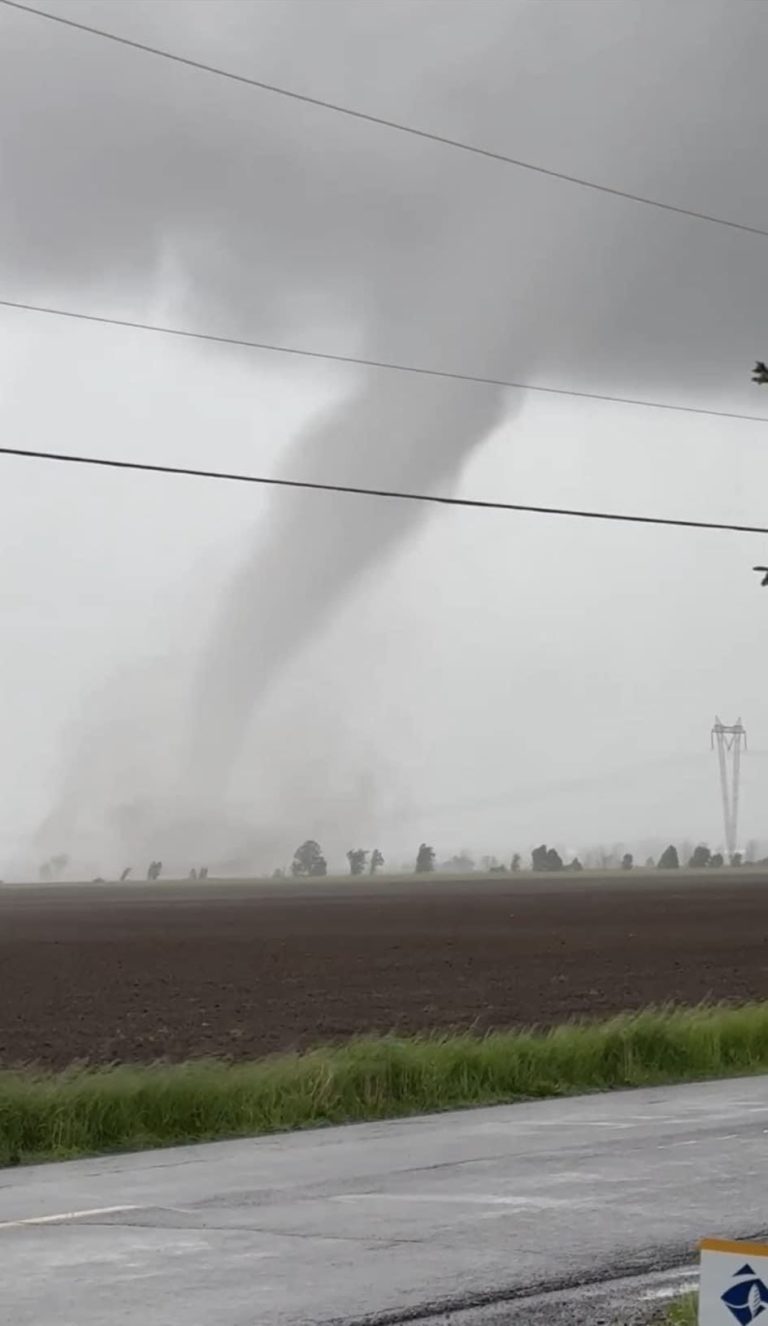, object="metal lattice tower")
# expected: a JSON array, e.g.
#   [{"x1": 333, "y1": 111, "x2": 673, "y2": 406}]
[{"x1": 711, "y1": 716, "x2": 747, "y2": 861}]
